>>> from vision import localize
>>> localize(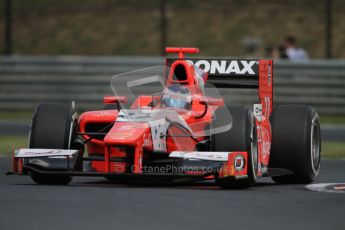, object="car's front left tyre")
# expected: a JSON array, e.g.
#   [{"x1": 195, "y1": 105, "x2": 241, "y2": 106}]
[{"x1": 28, "y1": 102, "x2": 79, "y2": 185}]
